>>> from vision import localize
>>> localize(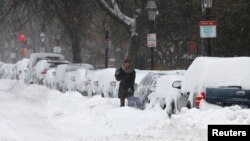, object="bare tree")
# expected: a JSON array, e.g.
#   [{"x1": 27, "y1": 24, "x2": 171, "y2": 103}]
[{"x1": 99, "y1": 0, "x2": 148, "y2": 65}]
